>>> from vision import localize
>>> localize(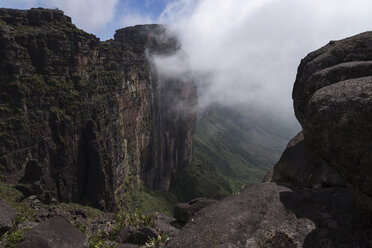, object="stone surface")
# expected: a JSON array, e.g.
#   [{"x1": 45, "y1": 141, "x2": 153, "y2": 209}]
[
  {"x1": 118, "y1": 225, "x2": 158, "y2": 245},
  {"x1": 166, "y1": 183, "x2": 372, "y2": 248},
  {"x1": 0, "y1": 199, "x2": 17, "y2": 236},
  {"x1": 173, "y1": 198, "x2": 216, "y2": 224},
  {"x1": 17, "y1": 216, "x2": 88, "y2": 248},
  {"x1": 292, "y1": 31, "x2": 372, "y2": 198},
  {"x1": 263, "y1": 131, "x2": 346, "y2": 188},
  {"x1": 153, "y1": 213, "x2": 180, "y2": 237},
  {"x1": 0, "y1": 8, "x2": 196, "y2": 210}
]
